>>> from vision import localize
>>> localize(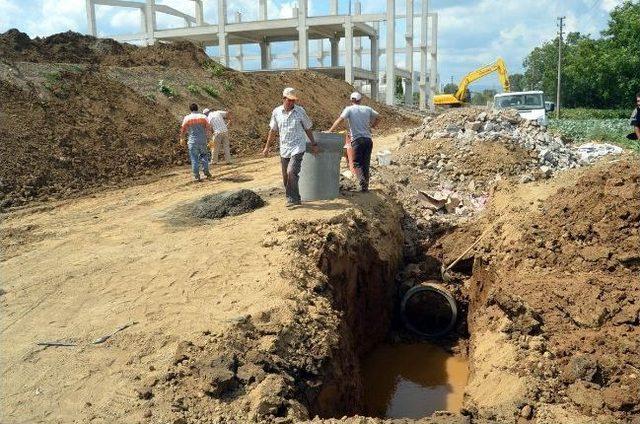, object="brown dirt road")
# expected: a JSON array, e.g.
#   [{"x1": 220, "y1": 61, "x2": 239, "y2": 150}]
[{"x1": 0, "y1": 132, "x2": 403, "y2": 423}]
